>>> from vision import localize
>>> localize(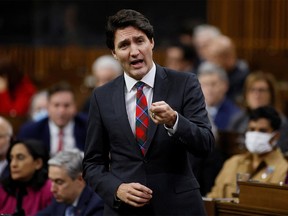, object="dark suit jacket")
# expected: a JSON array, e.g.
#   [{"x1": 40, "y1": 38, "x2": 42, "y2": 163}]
[
  {"x1": 17, "y1": 114, "x2": 88, "y2": 152},
  {"x1": 214, "y1": 97, "x2": 241, "y2": 130},
  {"x1": 37, "y1": 185, "x2": 104, "y2": 216},
  {"x1": 83, "y1": 65, "x2": 214, "y2": 215},
  {"x1": 0, "y1": 162, "x2": 9, "y2": 181}
]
